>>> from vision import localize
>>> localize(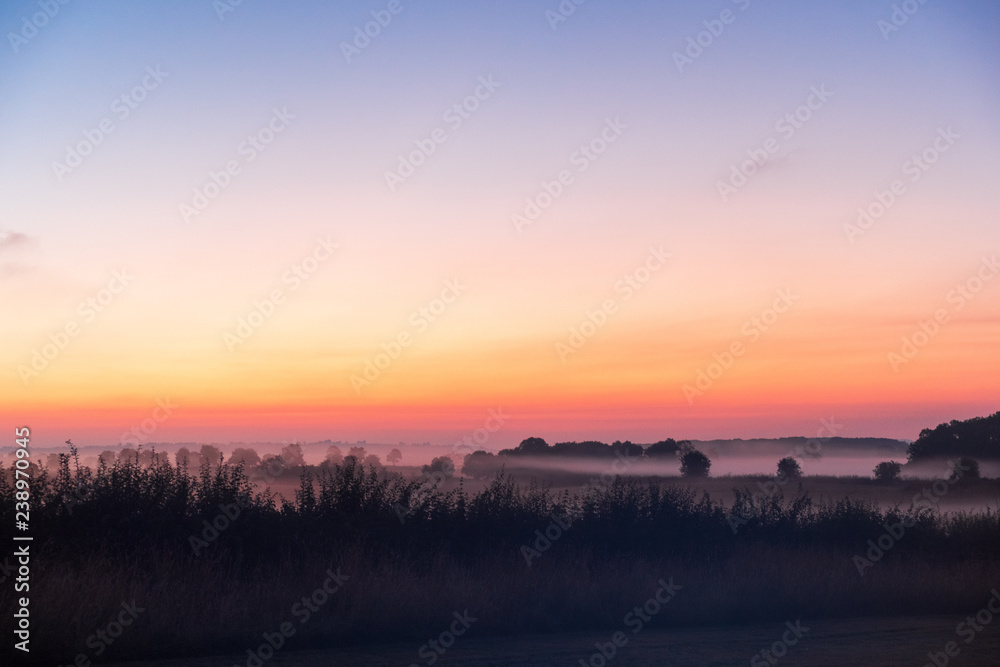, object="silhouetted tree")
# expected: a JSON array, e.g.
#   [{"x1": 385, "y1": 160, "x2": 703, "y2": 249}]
[
  {"x1": 462, "y1": 451, "x2": 499, "y2": 478},
  {"x1": 680, "y1": 450, "x2": 711, "y2": 478},
  {"x1": 281, "y1": 443, "x2": 305, "y2": 467},
  {"x1": 387, "y1": 448, "x2": 402, "y2": 465},
  {"x1": 325, "y1": 445, "x2": 344, "y2": 466},
  {"x1": 550, "y1": 441, "x2": 611, "y2": 457},
  {"x1": 260, "y1": 454, "x2": 287, "y2": 477},
  {"x1": 645, "y1": 439, "x2": 688, "y2": 459},
  {"x1": 423, "y1": 456, "x2": 455, "y2": 478},
  {"x1": 363, "y1": 453, "x2": 382, "y2": 468},
  {"x1": 873, "y1": 461, "x2": 902, "y2": 482},
  {"x1": 611, "y1": 440, "x2": 644, "y2": 459},
  {"x1": 200, "y1": 444, "x2": 223, "y2": 467},
  {"x1": 777, "y1": 457, "x2": 802, "y2": 480},
  {"x1": 119, "y1": 448, "x2": 139, "y2": 464},
  {"x1": 907, "y1": 412, "x2": 1000, "y2": 461},
  {"x1": 515, "y1": 437, "x2": 549, "y2": 455},
  {"x1": 228, "y1": 447, "x2": 261, "y2": 467},
  {"x1": 952, "y1": 457, "x2": 980, "y2": 481}
]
